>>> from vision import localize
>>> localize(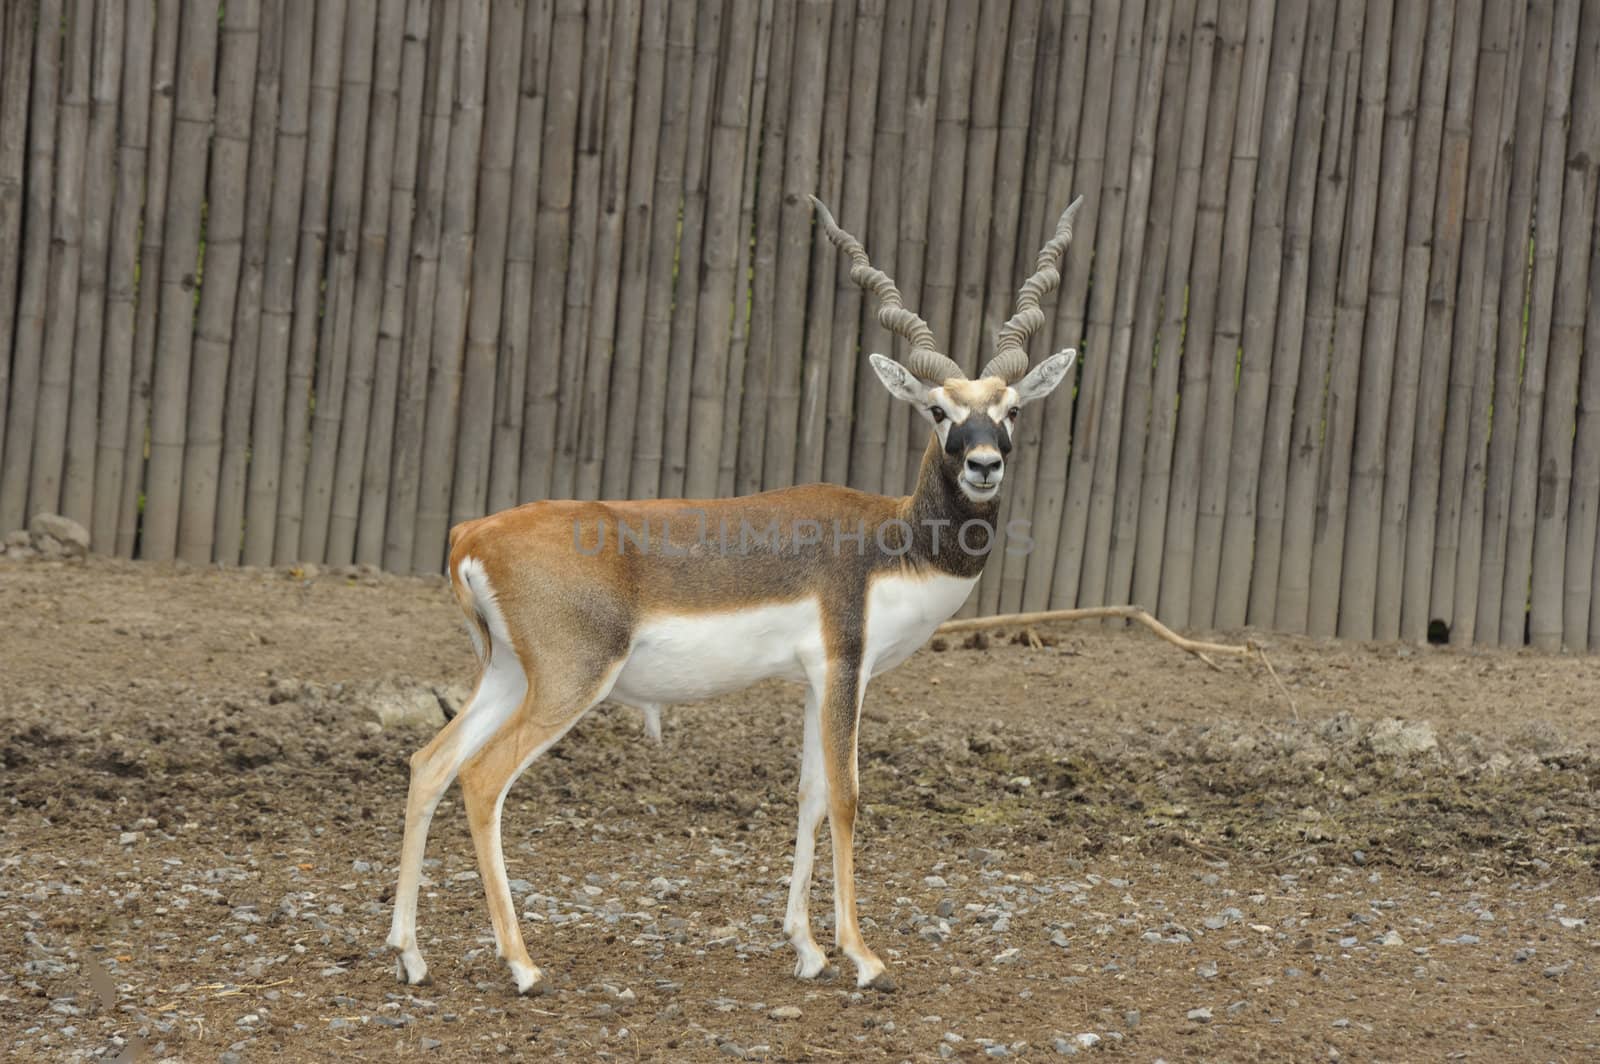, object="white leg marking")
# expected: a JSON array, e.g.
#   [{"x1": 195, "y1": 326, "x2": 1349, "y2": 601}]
[
  {"x1": 642, "y1": 703, "x2": 662, "y2": 743},
  {"x1": 784, "y1": 688, "x2": 830, "y2": 980}
]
